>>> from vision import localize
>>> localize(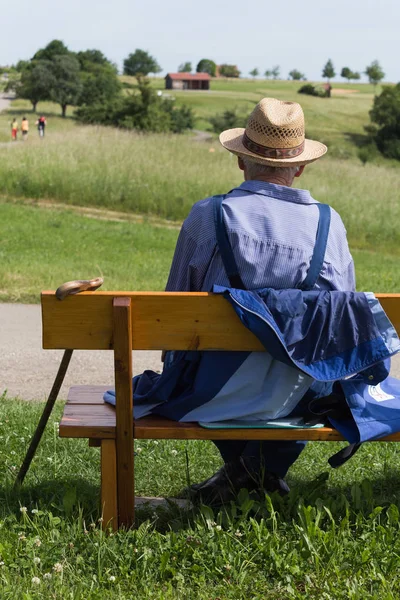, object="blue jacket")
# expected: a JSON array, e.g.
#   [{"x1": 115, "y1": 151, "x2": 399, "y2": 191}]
[{"x1": 104, "y1": 286, "x2": 400, "y2": 447}]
